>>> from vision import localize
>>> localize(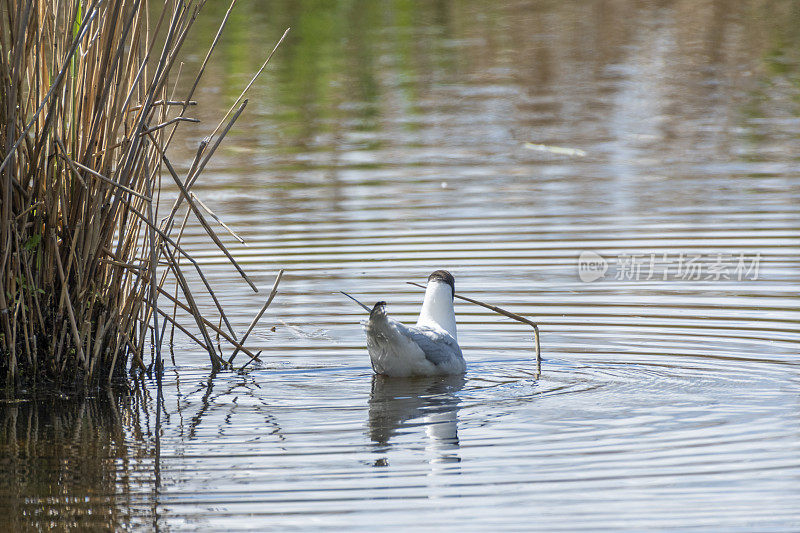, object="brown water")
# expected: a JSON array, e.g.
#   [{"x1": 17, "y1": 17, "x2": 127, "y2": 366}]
[{"x1": 3, "y1": 0, "x2": 800, "y2": 530}]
